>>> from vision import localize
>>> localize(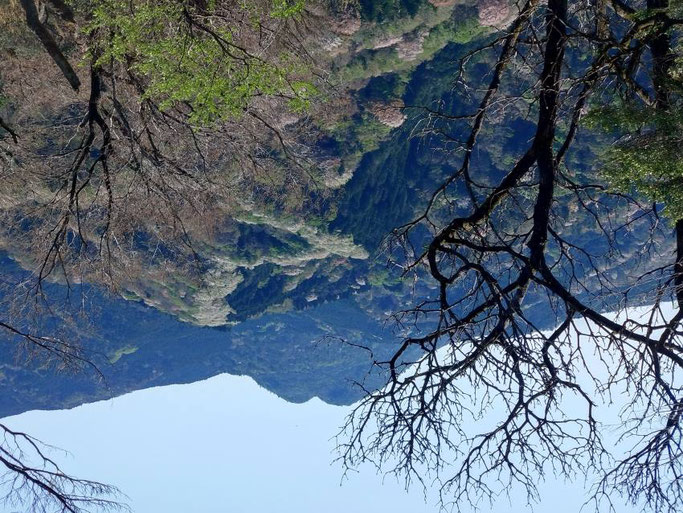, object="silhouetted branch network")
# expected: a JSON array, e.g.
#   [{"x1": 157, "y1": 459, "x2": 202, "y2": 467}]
[
  {"x1": 0, "y1": 424, "x2": 126, "y2": 513},
  {"x1": 340, "y1": 1, "x2": 683, "y2": 511}
]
